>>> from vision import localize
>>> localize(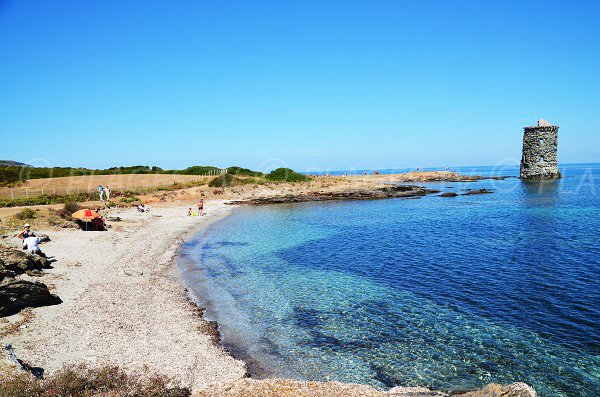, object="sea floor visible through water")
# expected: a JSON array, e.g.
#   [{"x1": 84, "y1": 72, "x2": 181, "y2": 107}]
[{"x1": 178, "y1": 164, "x2": 600, "y2": 397}]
